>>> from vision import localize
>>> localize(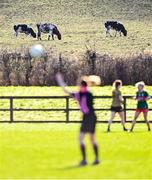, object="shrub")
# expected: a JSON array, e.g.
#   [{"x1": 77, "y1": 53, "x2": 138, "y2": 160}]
[{"x1": 0, "y1": 47, "x2": 152, "y2": 86}]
